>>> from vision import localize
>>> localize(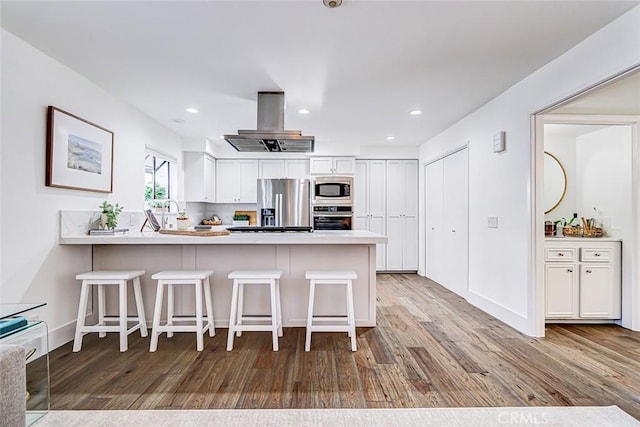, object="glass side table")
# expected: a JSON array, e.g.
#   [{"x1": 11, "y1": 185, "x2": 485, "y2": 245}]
[{"x1": 1, "y1": 303, "x2": 49, "y2": 426}]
